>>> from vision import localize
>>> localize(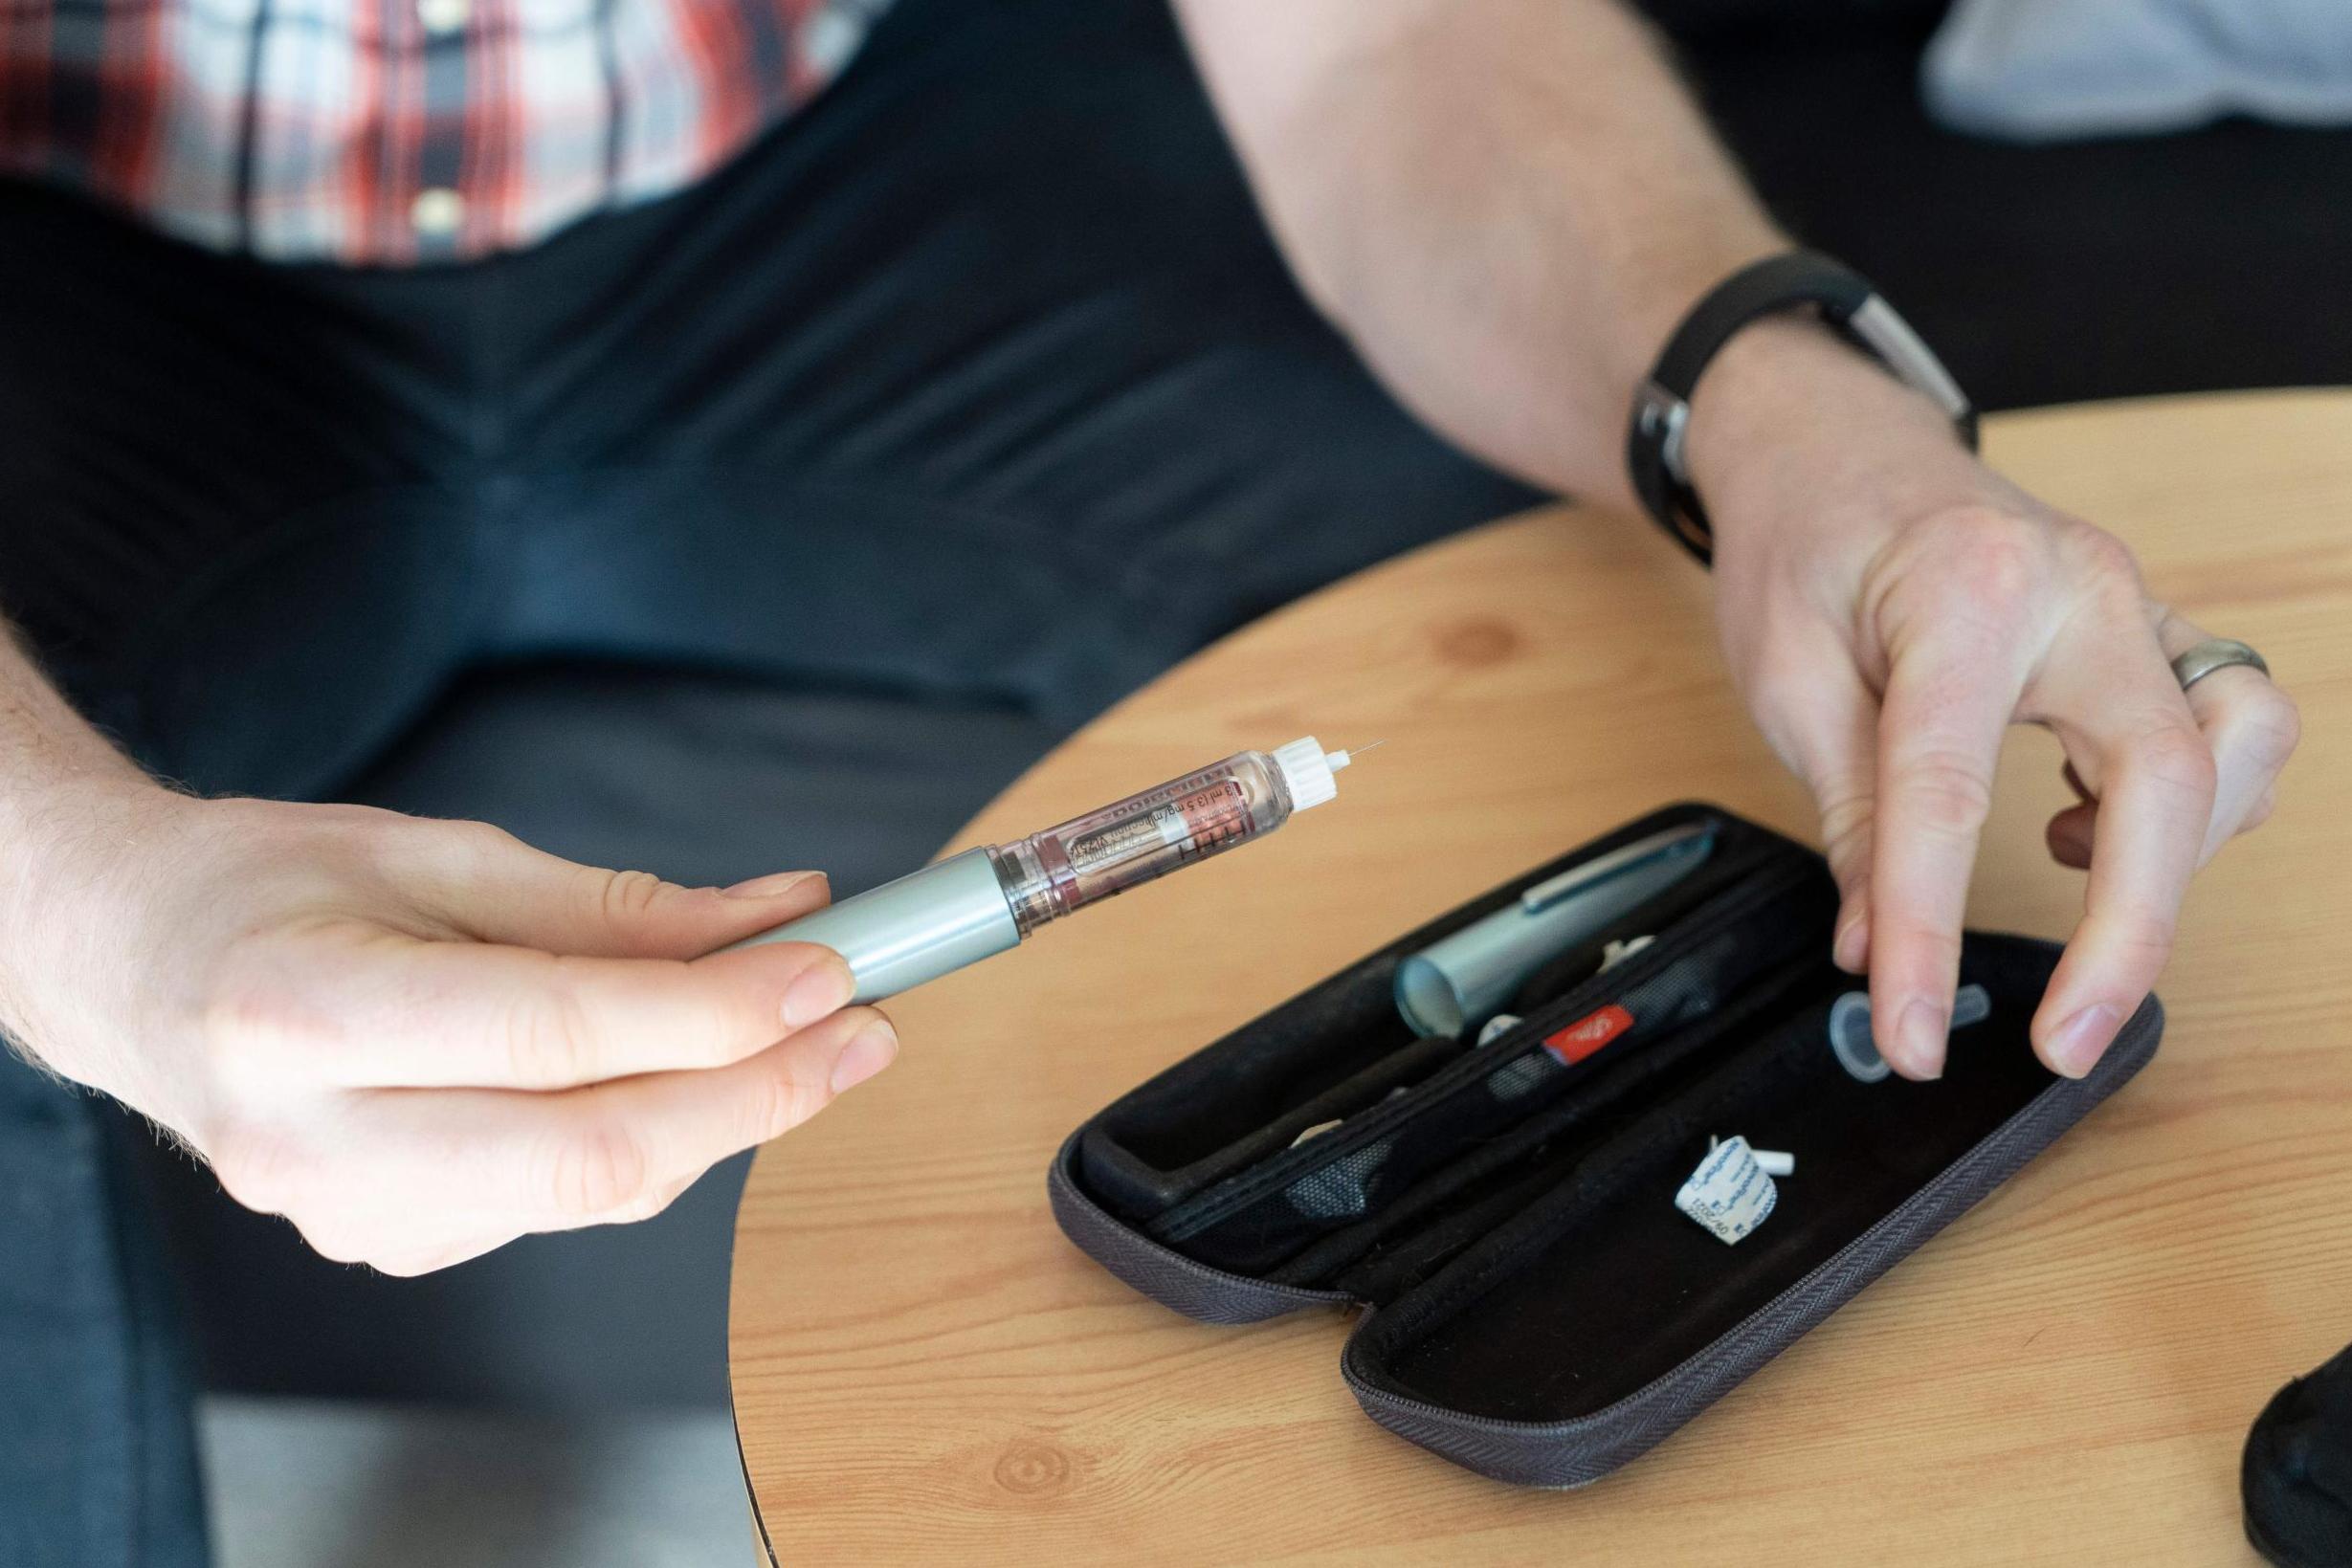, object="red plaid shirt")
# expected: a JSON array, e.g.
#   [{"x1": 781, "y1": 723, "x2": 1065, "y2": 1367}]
[{"x1": 0, "y1": 0, "x2": 891, "y2": 263}]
